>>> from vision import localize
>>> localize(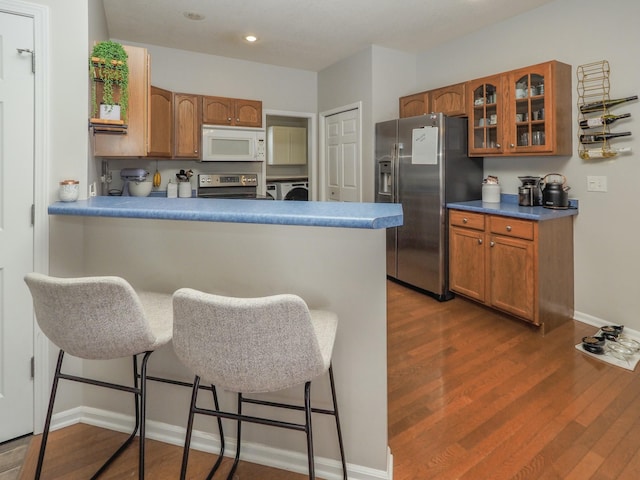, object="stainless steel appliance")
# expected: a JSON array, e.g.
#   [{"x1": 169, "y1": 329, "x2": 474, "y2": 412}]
[
  {"x1": 201, "y1": 126, "x2": 266, "y2": 162},
  {"x1": 375, "y1": 113, "x2": 483, "y2": 300},
  {"x1": 197, "y1": 173, "x2": 271, "y2": 199}
]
